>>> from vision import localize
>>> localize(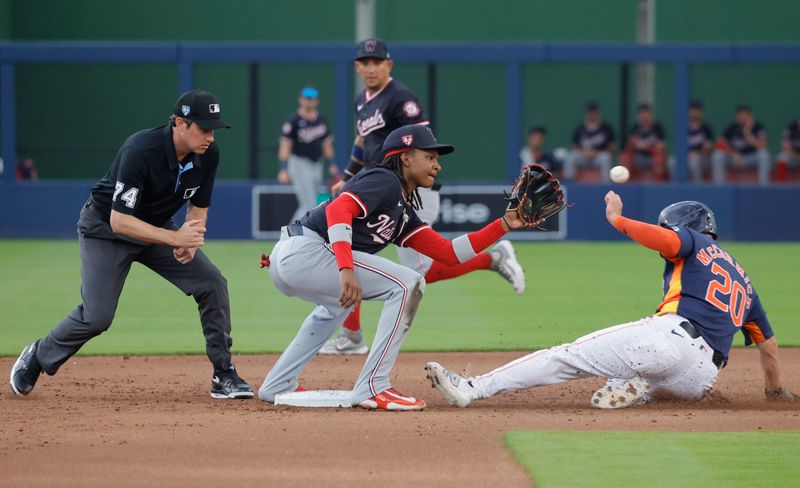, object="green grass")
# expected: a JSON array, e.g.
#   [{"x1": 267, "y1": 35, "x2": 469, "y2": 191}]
[
  {"x1": 1, "y1": 240, "x2": 798, "y2": 356},
  {"x1": 505, "y1": 430, "x2": 800, "y2": 487}
]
